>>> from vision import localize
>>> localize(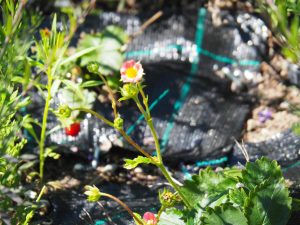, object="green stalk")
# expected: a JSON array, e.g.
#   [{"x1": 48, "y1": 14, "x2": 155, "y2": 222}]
[
  {"x1": 158, "y1": 164, "x2": 191, "y2": 209},
  {"x1": 134, "y1": 91, "x2": 192, "y2": 209},
  {"x1": 134, "y1": 96, "x2": 162, "y2": 163},
  {"x1": 100, "y1": 192, "x2": 144, "y2": 225},
  {"x1": 73, "y1": 107, "x2": 155, "y2": 160},
  {"x1": 39, "y1": 74, "x2": 52, "y2": 181},
  {"x1": 73, "y1": 107, "x2": 114, "y2": 127}
]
